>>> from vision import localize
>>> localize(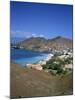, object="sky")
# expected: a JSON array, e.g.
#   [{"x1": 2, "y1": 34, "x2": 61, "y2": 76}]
[{"x1": 10, "y1": 1, "x2": 73, "y2": 39}]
